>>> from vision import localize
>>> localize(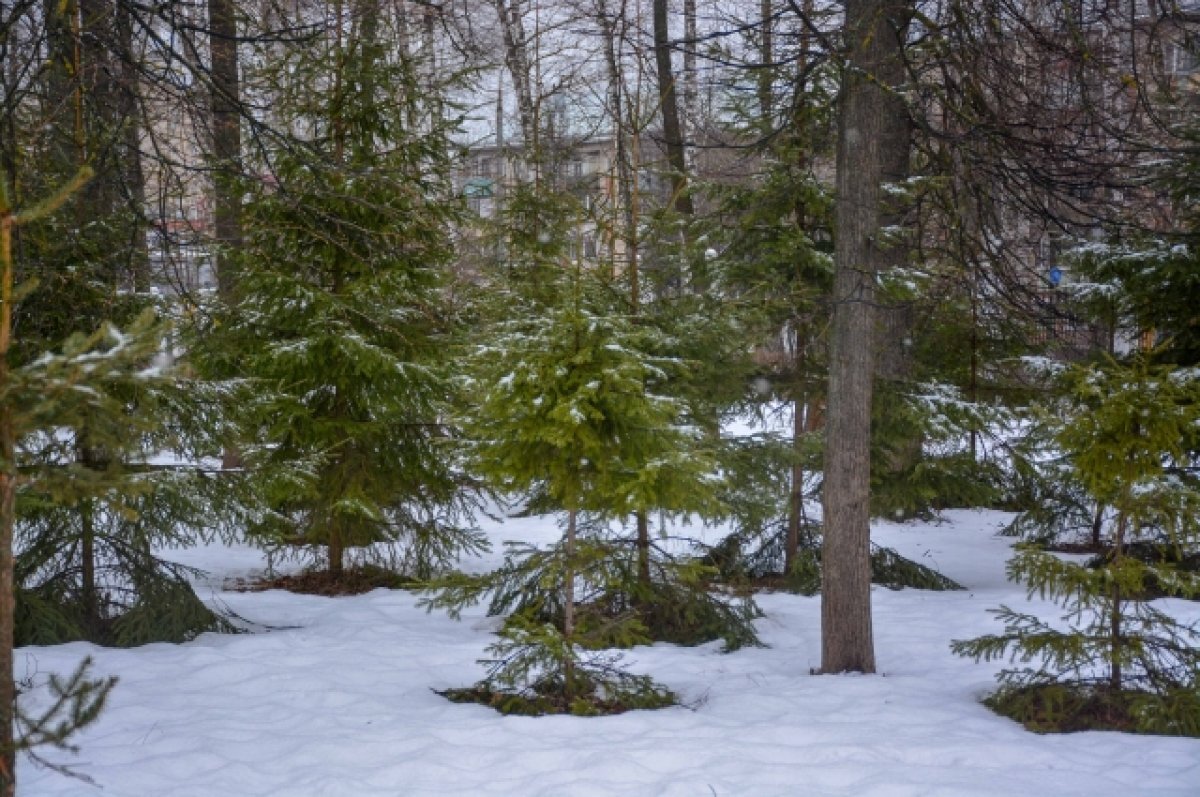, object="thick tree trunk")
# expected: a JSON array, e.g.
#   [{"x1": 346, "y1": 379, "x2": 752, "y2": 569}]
[
  {"x1": 652, "y1": 0, "x2": 693, "y2": 218},
  {"x1": 820, "y1": 0, "x2": 909, "y2": 675},
  {"x1": 209, "y1": 0, "x2": 242, "y2": 470},
  {"x1": 208, "y1": 0, "x2": 241, "y2": 302},
  {"x1": 42, "y1": 0, "x2": 76, "y2": 175}
]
